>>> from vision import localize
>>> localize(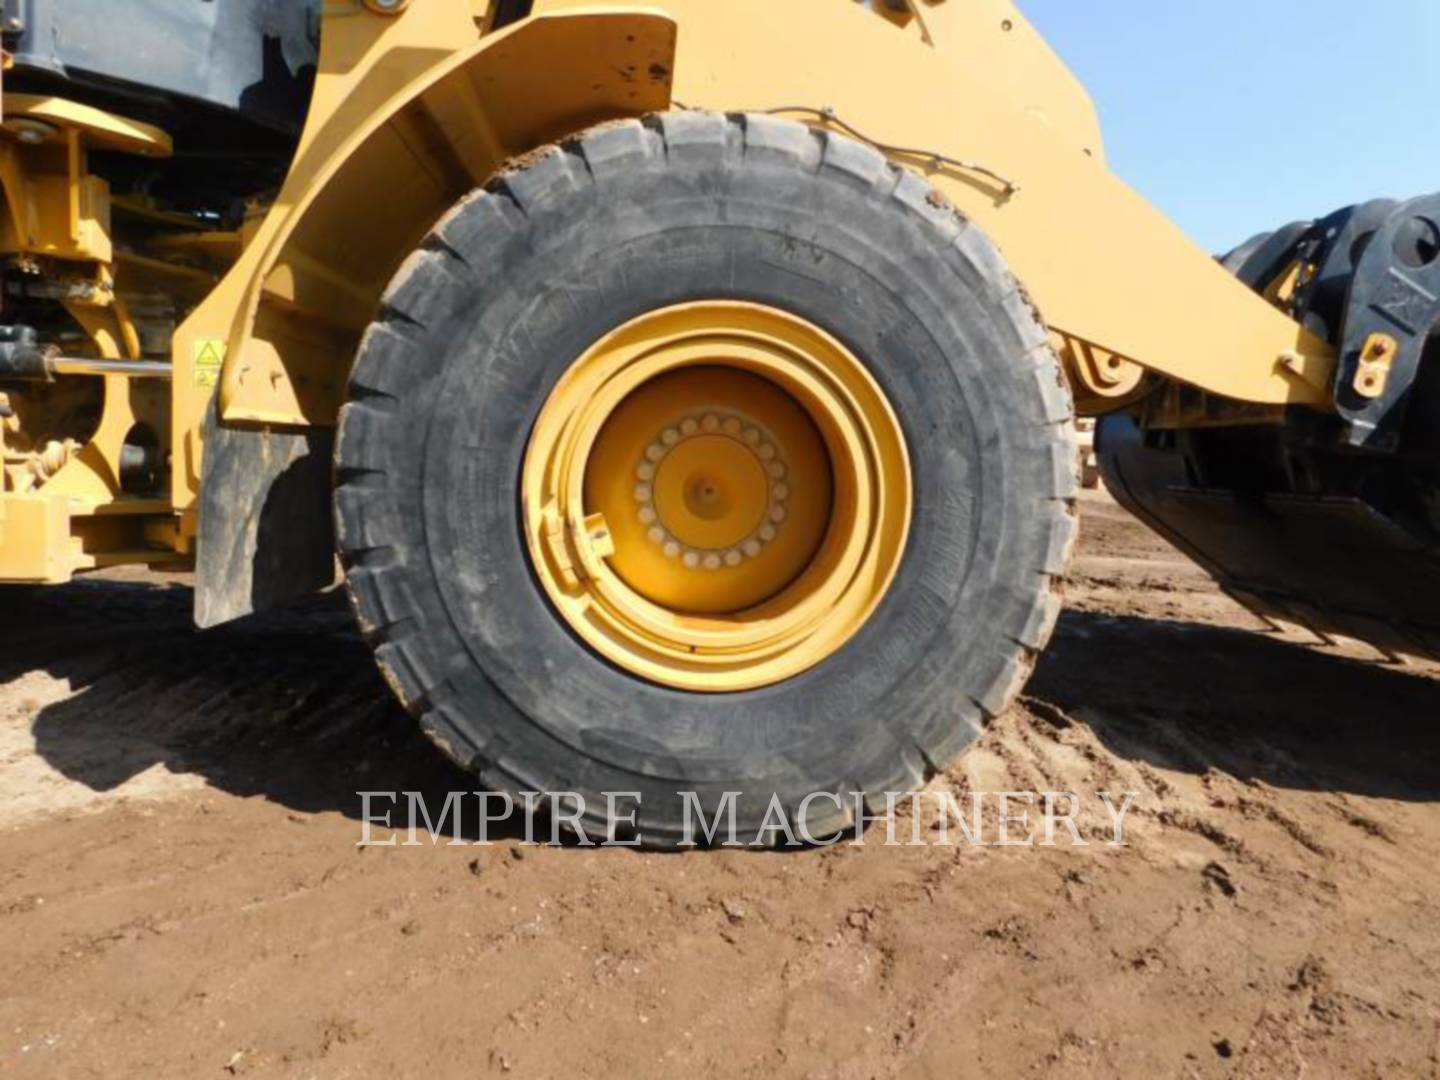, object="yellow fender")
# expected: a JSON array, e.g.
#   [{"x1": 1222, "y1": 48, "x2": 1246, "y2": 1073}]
[
  {"x1": 186, "y1": 5, "x2": 678, "y2": 623},
  {"x1": 175, "y1": 5, "x2": 677, "y2": 509}
]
